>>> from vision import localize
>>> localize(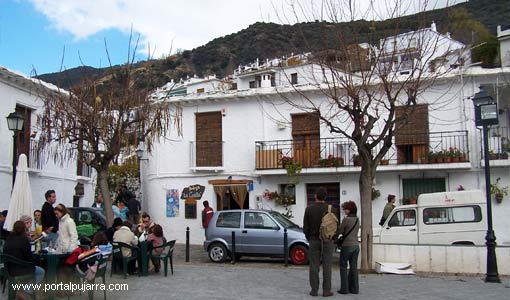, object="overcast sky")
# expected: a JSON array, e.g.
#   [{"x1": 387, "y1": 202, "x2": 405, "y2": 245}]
[{"x1": 0, "y1": 0, "x2": 465, "y2": 75}]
